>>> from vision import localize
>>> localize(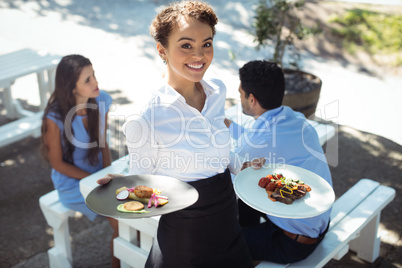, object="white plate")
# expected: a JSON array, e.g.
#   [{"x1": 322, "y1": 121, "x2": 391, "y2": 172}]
[{"x1": 234, "y1": 164, "x2": 334, "y2": 219}]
